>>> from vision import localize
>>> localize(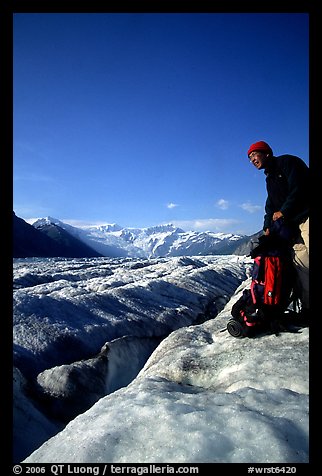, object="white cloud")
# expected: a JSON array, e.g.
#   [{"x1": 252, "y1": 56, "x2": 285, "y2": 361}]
[
  {"x1": 216, "y1": 198, "x2": 229, "y2": 210},
  {"x1": 173, "y1": 218, "x2": 240, "y2": 233},
  {"x1": 14, "y1": 172, "x2": 54, "y2": 182},
  {"x1": 239, "y1": 202, "x2": 262, "y2": 214},
  {"x1": 167, "y1": 203, "x2": 179, "y2": 209},
  {"x1": 63, "y1": 219, "x2": 114, "y2": 228}
]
